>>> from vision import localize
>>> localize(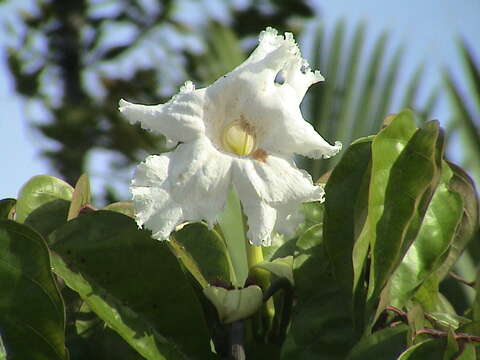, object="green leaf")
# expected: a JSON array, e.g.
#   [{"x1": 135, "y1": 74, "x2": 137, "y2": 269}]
[
  {"x1": 435, "y1": 162, "x2": 479, "y2": 279},
  {"x1": 50, "y1": 211, "x2": 213, "y2": 360},
  {"x1": 281, "y1": 224, "x2": 356, "y2": 359},
  {"x1": 67, "y1": 173, "x2": 92, "y2": 220},
  {"x1": 472, "y1": 269, "x2": 480, "y2": 333},
  {"x1": 411, "y1": 275, "x2": 442, "y2": 313},
  {"x1": 353, "y1": 110, "x2": 416, "y2": 314},
  {"x1": 0, "y1": 198, "x2": 15, "y2": 219},
  {"x1": 16, "y1": 175, "x2": 73, "y2": 222},
  {"x1": 15, "y1": 175, "x2": 73, "y2": 238},
  {"x1": 346, "y1": 324, "x2": 408, "y2": 360},
  {"x1": 102, "y1": 201, "x2": 135, "y2": 218},
  {"x1": 387, "y1": 164, "x2": 464, "y2": 308},
  {"x1": 253, "y1": 256, "x2": 294, "y2": 285},
  {"x1": 203, "y1": 285, "x2": 263, "y2": 324},
  {"x1": 366, "y1": 115, "x2": 443, "y2": 309},
  {"x1": 324, "y1": 136, "x2": 373, "y2": 293},
  {"x1": 444, "y1": 328, "x2": 459, "y2": 360},
  {"x1": 0, "y1": 220, "x2": 67, "y2": 359},
  {"x1": 171, "y1": 222, "x2": 233, "y2": 285},
  {"x1": 406, "y1": 302, "x2": 427, "y2": 346},
  {"x1": 397, "y1": 339, "x2": 445, "y2": 360}
]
